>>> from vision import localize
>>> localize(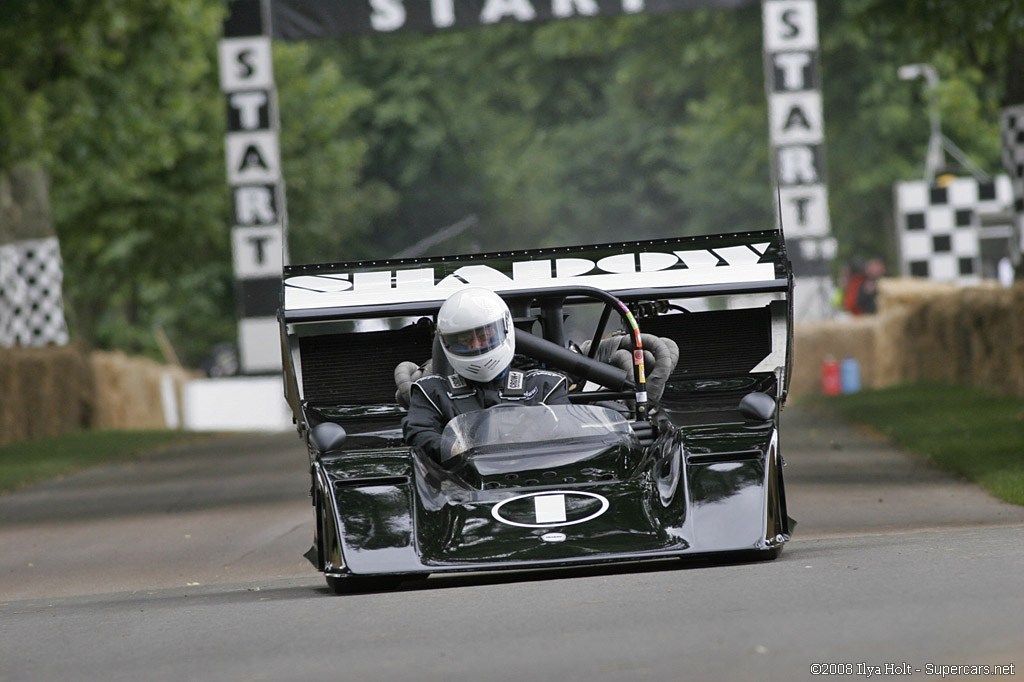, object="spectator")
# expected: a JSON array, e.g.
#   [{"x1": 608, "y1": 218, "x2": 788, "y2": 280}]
[
  {"x1": 842, "y1": 259, "x2": 867, "y2": 315},
  {"x1": 856, "y1": 259, "x2": 886, "y2": 315},
  {"x1": 841, "y1": 258, "x2": 885, "y2": 316}
]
